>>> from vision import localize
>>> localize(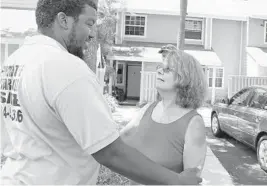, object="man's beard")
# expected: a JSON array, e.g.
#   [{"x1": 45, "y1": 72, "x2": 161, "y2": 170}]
[{"x1": 67, "y1": 26, "x2": 85, "y2": 60}]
